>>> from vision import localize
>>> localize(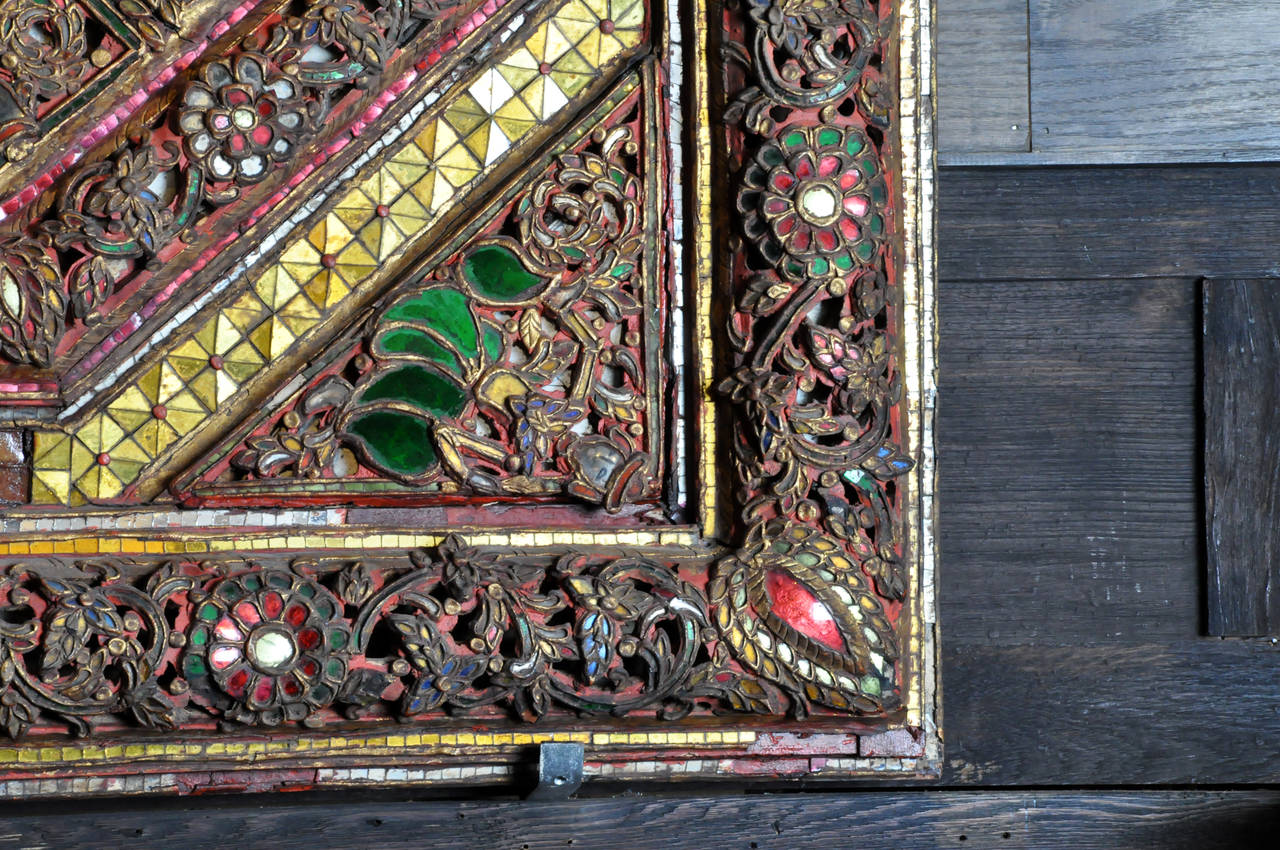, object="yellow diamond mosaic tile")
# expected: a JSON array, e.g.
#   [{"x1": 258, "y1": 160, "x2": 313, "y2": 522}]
[{"x1": 32, "y1": 0, "x2": 645, "y2": 505}]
